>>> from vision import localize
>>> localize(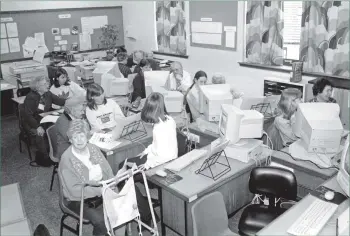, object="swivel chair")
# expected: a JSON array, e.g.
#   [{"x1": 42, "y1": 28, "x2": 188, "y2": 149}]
[{"x1": 238, "y1": 166, "x2": 297, "y2": 236}]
